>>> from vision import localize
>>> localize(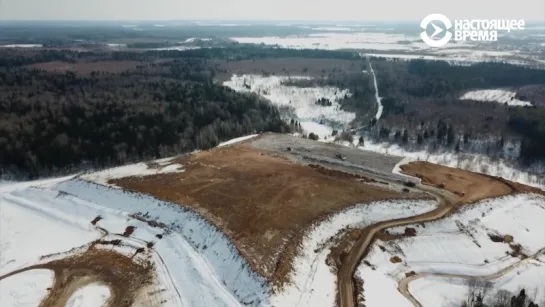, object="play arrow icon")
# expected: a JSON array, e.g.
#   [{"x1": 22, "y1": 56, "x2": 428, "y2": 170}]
[{"x1": 430, "y1": 22, "x2": 444, "y2": 38}]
